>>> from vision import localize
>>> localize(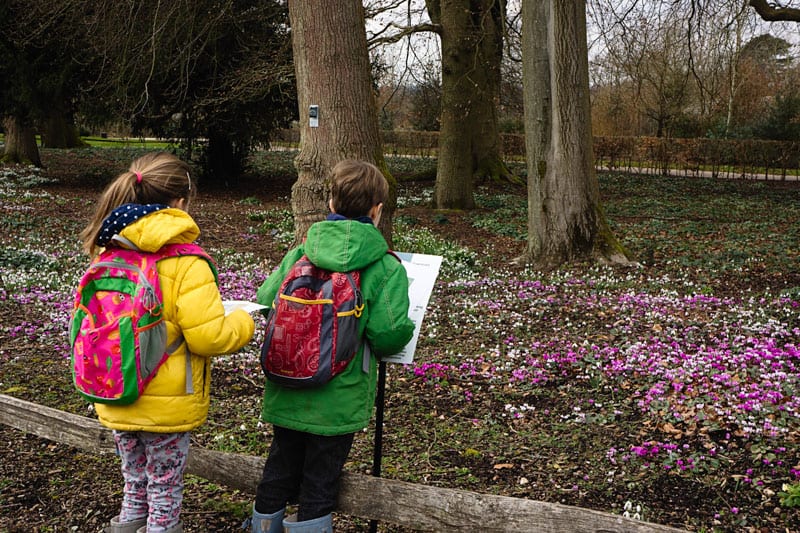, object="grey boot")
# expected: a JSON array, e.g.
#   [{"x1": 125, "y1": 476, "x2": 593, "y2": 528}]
[
  {"x1": 282, "y1": 513, "x2": 333, "y2": 533},
  {"x1": 135, "y1": 521, "x2": 182, "y2": 533},
  {"x1": 245, "y1": 506, "x2": 285, "y2": 533},
  {"x1": 105, "y1": 515, "x2": 146, "y2": 533}
]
